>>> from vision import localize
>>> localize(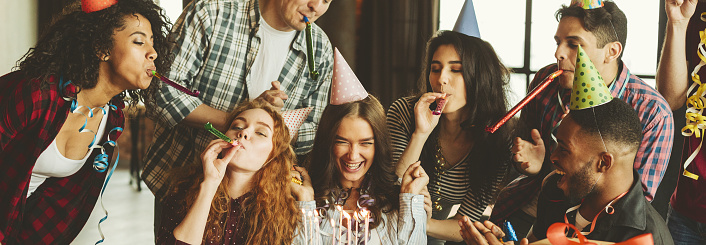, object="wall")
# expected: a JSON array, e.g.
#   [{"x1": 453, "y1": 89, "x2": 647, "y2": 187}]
[{"x1": 0, "y1": 0, "x2": 37, "y2": 75}]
